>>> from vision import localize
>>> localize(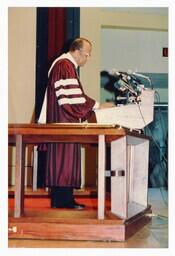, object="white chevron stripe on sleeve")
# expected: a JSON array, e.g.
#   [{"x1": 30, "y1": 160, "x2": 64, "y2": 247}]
[
  {"x1": 56, "y1": 88, "x2": 82, "y2": 97},
  {"x1": 54, "y1": 78, "x2": 79, "y2": 88},
  {"x1": 58, "y1": 97, "x2": 86, "y2": 106}
]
